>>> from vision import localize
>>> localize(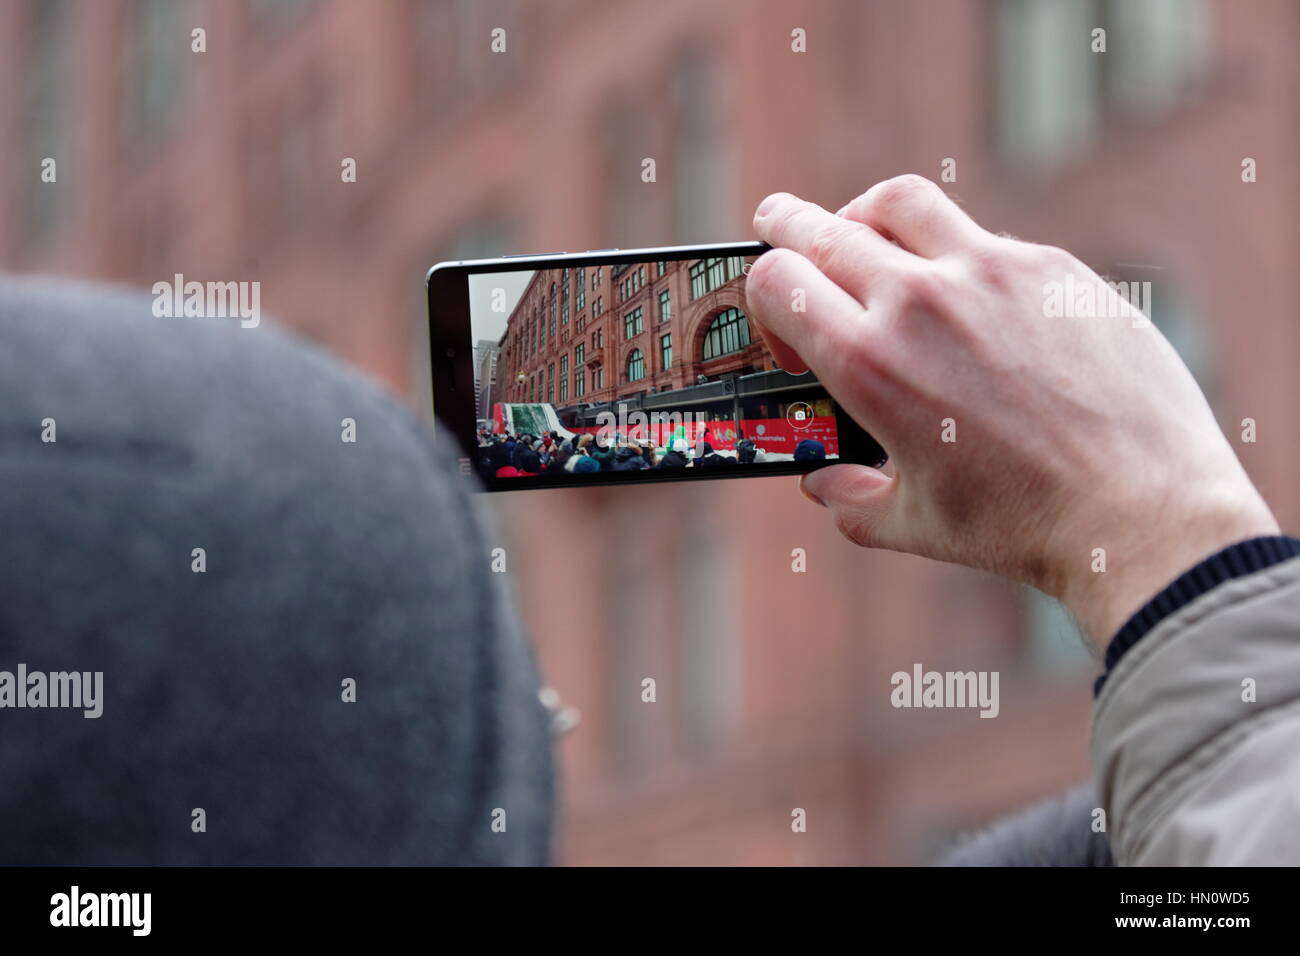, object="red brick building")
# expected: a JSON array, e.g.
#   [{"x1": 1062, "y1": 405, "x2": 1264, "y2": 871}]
[{"x1": 498, "y1": 256, "x2": 764, "y2": 411}]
